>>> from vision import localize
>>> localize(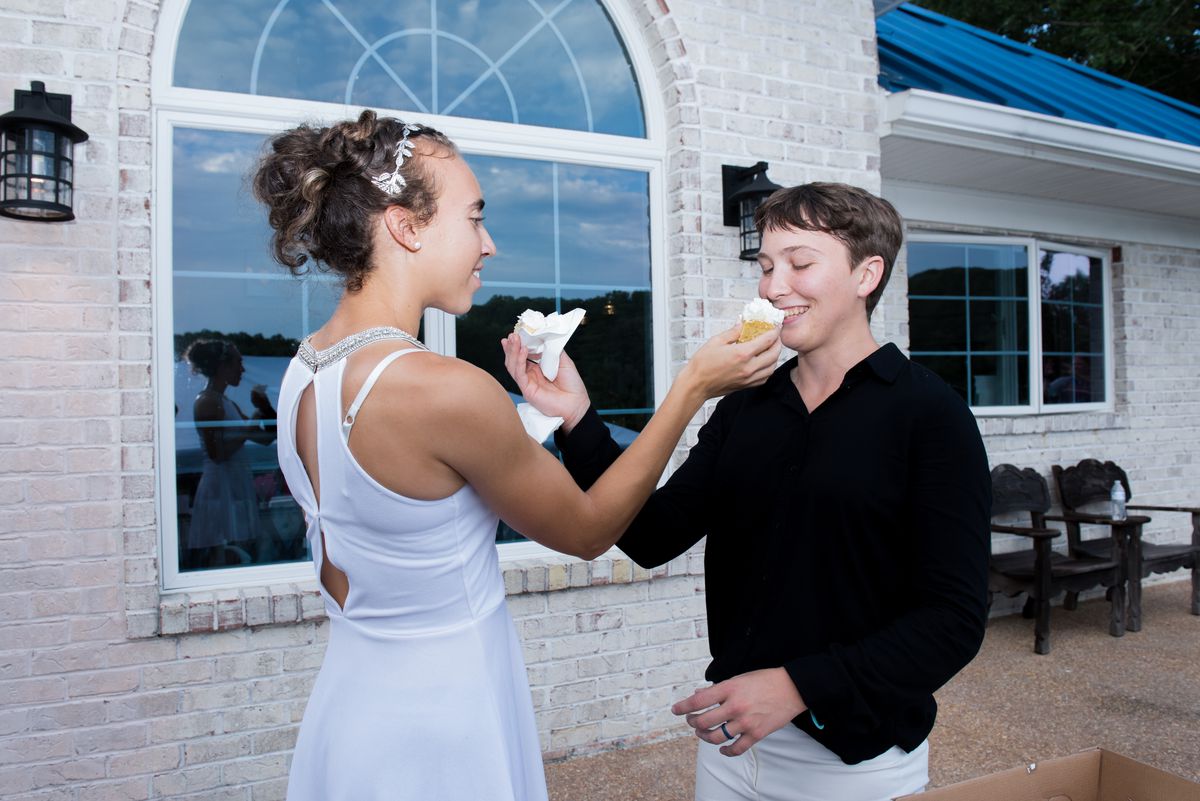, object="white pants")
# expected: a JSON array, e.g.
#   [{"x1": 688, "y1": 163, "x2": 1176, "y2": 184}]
[{"x1": 695, "y1": 724, "x2": 928, "y2": 801}]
